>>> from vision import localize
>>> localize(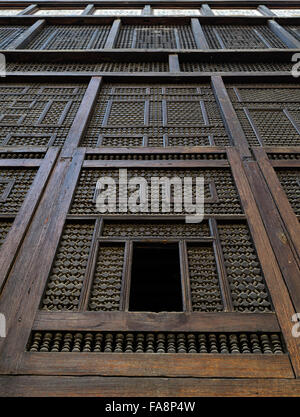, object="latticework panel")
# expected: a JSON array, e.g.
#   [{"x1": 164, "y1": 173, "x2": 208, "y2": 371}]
[
  {"x1": 271, "y1": 9, "x2": 300, "y2": 17},
  {"x1": 102, "y1": 220, "x2": 211, "y2": 238},
  {"x1": 187, "y1": 244, "x2": 223, "y2": 312},
  {"x1": 227, "y1": 84, "x2": 300, "y2": 147},
  {"x1": 153, "y1": 9, "x2": 201, "y2": 16},
  {"x1": 41, "y1": 222, "x2": 95, "y2": 311},
  {"x1": 0, "y1": 26, "x2": 26, "y2": 49},
  {"x1": 284, "y1": 25, "x2": 300, "y2": 42},
  {"x1": 0, "y1": 82, "x2": 87, "y2": 146},
  {"x1": 93, "y1": 9, "x2": 142, "y2": 15},
  {"x1": 7, "y1": 61, "x2": 169, "y2": 72},
  {"x1": 219, "y1": 222, "x2": 272, "y2": 313},
  {"x1": 85, "y1": 153, "x2": 227, "y2": 161},
  {"x1": 89, "y1": 244, "x2": 125, "y2": 311},
  {"x1": 34, "y1": 9, "x2": 84, "y2": 16},
  {"x1": 27, "y1": 25, "x2": 110, "y2": 50},
  {"x1": 70, "y1": 168, "x2": 242, "y2": 215},
  {"x1": 203, "y1": 25, "x2": 286, "y2": 49},
  {"x1": 180, "y1": 61, "x2": 292, "y2": 72},
  {"x1": 0, "y1": 219, "x2": 13, "y2": 248},
  {"x1": 27, "y1": 331, "x2": 285, "y2": 354},
  {"x1": 0, "y1": 168, "x2": 37, "y2": 214},
  {"x1": 116, "y1": 25, "x2": 196, "y2": 49},
  {"x1": 276, "y1": 169, "x2": 300, "y2": 216},
  {"x1": 82, "y1": 84, "x2": 230, "y2": 147},
  {"x1": 212, "y1": 9, "x2": 262, "y2": 16}
]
